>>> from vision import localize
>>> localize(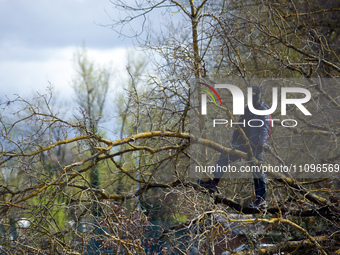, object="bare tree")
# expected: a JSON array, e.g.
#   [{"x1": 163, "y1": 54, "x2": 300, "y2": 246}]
[
  {"x1": 72, "y1": 46, "x2": 111, "y2": 200},
  {"x1": 0, "y1": 0, "x2": 339, "y2": 254}
]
